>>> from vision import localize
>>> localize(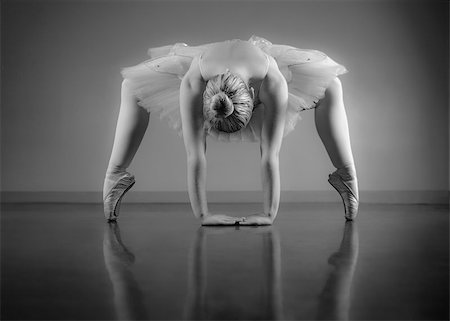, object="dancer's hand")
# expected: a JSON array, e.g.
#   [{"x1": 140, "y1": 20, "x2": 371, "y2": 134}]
[
  {"x1": 240, "y1": 214, "x2": 273, "y2": 226},
  {"x1": 201, "y1": 214, "x2": 245, "y2": 226}
]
